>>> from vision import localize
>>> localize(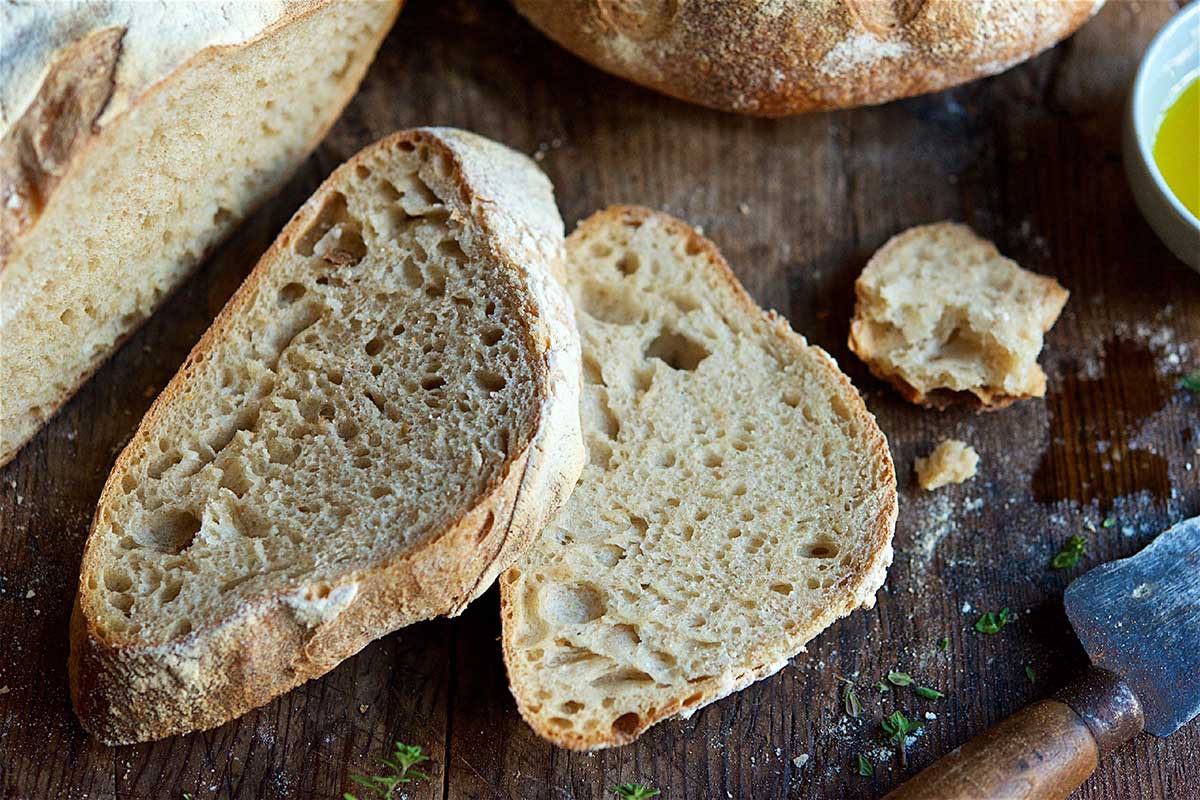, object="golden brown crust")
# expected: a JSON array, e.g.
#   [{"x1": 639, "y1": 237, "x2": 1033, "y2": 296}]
[
  {"x1": 511, "y1": 0, "x2": 1104, "y2": 116},
  {"x1": 500, "y1": 205, "x2": 897, "y2": 750},
  {"x1": 70, "y1": 129, "x2": 585, "y2": 745}
]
